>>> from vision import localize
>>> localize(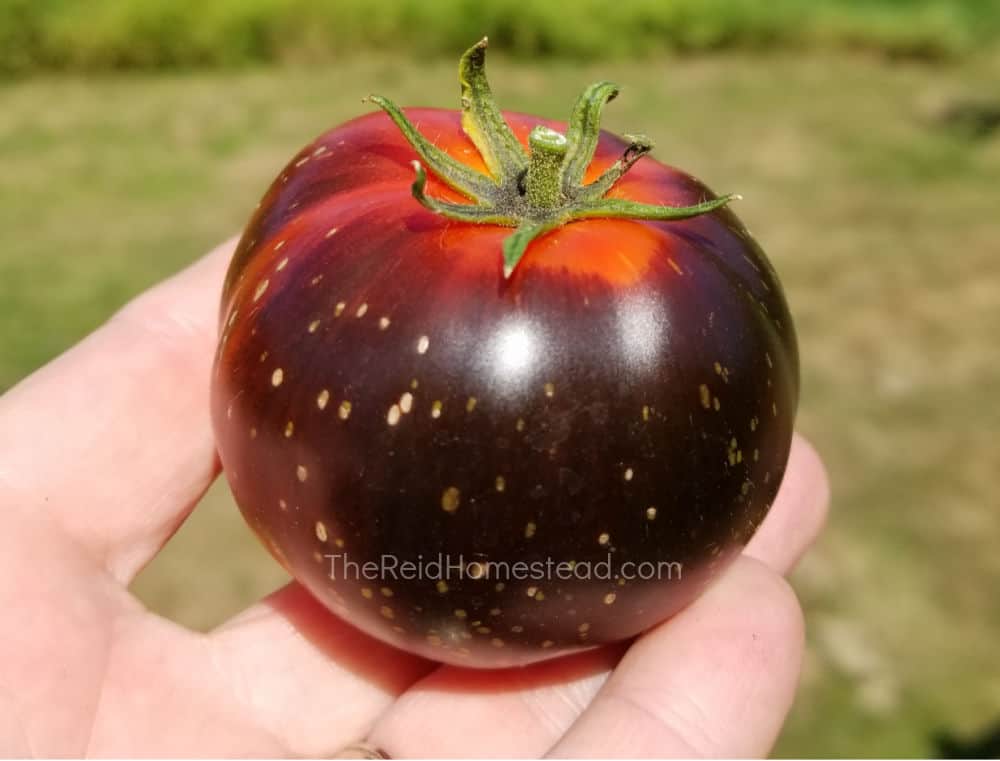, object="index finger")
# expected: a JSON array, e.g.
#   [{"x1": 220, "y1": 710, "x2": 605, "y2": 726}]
[{"x1": 547, "y1": 556, "x2": 805, "y2": 758}]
